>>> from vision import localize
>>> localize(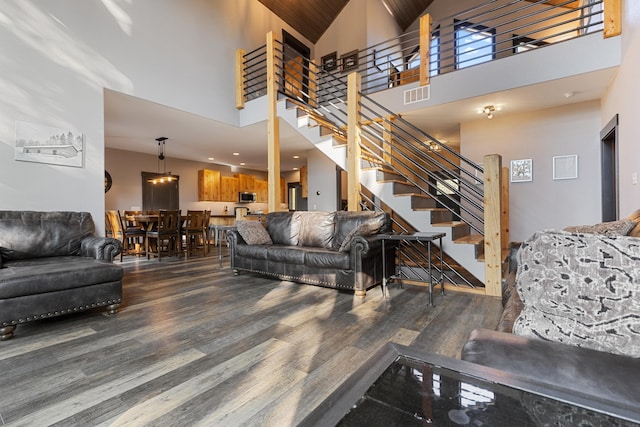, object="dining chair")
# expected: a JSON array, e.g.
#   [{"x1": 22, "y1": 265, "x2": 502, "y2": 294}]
[
  {"x1": 182, "y1": 210, "x2": 207, "y2": 258},
  {"x1": 119, "y1": 210, "x2": 146, "y2": 258},
  {"x1": 146, "y1": 210, "x2": 181, "y2": 261},
  {"x1": 203, "y1": 209, "x2": 212, "y2": 252}
]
